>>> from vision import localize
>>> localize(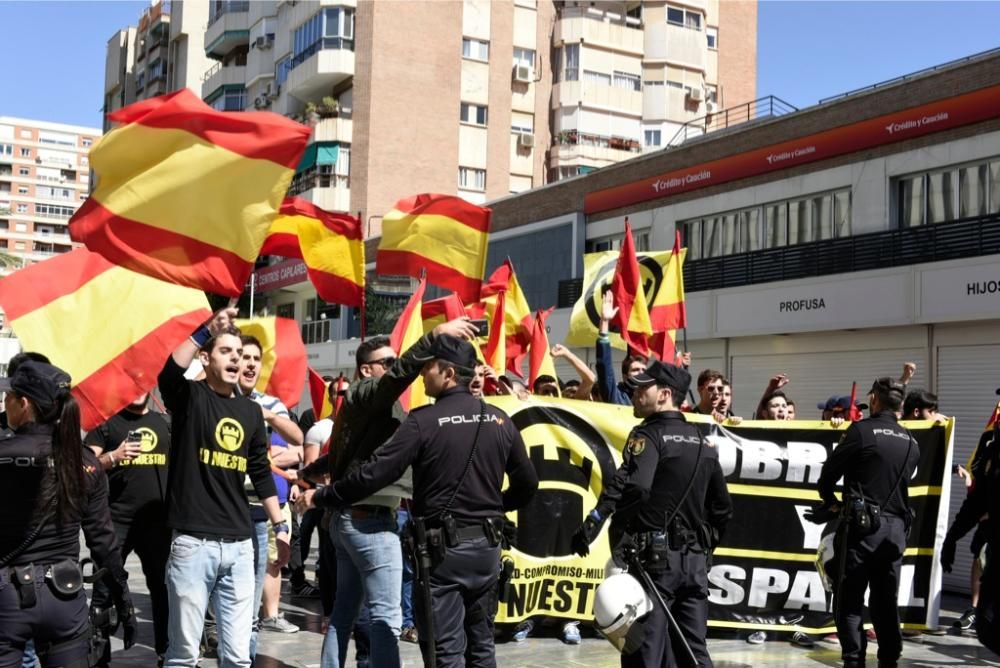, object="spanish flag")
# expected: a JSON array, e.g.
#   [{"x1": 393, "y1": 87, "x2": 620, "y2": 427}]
[
  {"x1": 308, "y1": 368, "x2": 335, "y2": 421},
  {"x1": 529, "y1": 308, "x2": 558, "y2": 391},
  {"x1": 421, "y1": 292, "x2": 469, "y2": 333},
  {"x1": 234, "y1": 317, "x2": 307, "y2": 409},
  {"x1": 610, "y1": 220, "x2": 652, "y2": 355},
  {"x1": 470, "y1": 260, "x2": 534, "y2": 375},
  {"x1": 70, "y1": 89, "x2": 311, "y2": 297},
  {"x1": 483, "y1": 290, "x2": 507, "y2": 372},
  {"x1": 390, "y1": 278, "x2": 429, "y2": 411},
  {"x1": 262, "y1": 198, "x2": 364, "y2": 306},
  {"x1": 648, "y1": 230, "x2": 687, "y2": 332},
  {"x1": 0, "y1": 249, "x2": 210, "y2": 430},
  {"x1": 377, "y1": 194, "x2": 491, "y2": 303}
]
